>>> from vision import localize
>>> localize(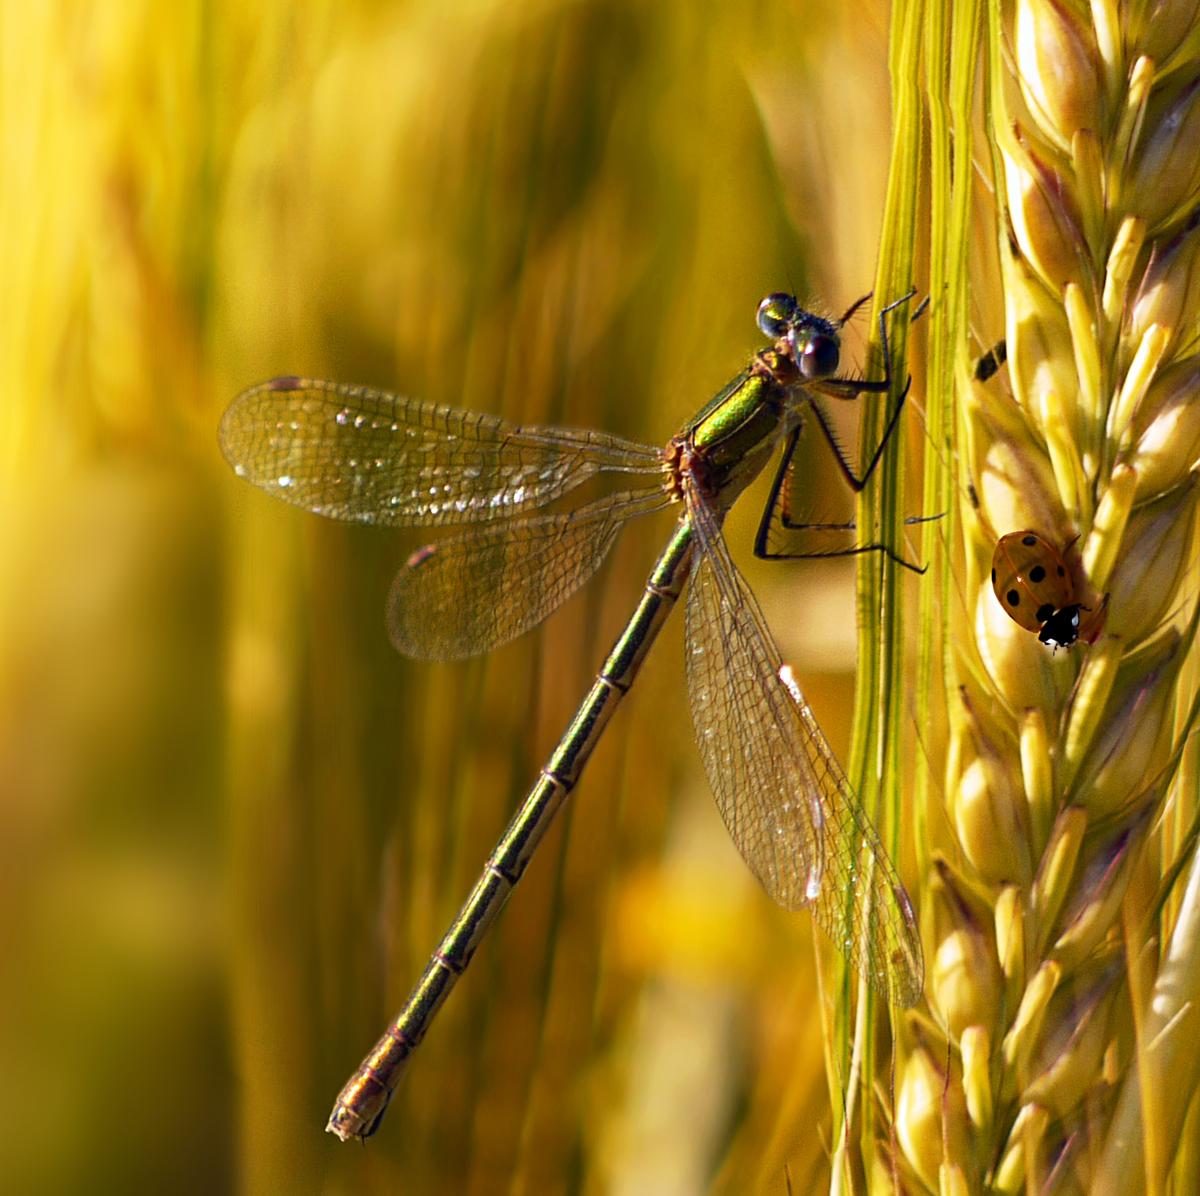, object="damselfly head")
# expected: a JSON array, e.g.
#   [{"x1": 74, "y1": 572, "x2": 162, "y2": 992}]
[{"x1": 755, "y1": 294, "x2": 841, "y2": 380}]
